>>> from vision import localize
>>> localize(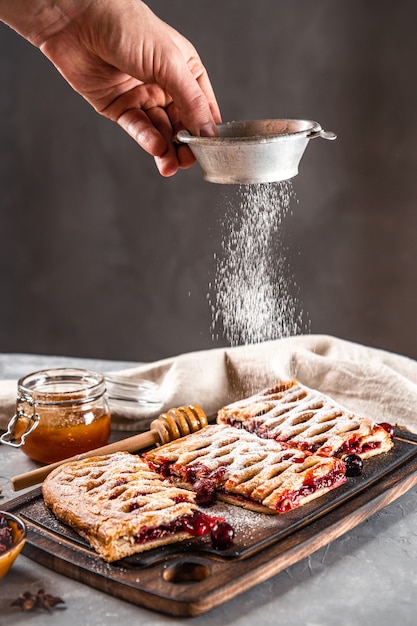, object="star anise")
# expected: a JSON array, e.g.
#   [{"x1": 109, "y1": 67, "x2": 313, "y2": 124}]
[
  {"x1": 11, "y1": 588, "x2": 65, "y2": 612},
  {"x1": 10, "y1": 591, "x2": 37, "y2": 612}
]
